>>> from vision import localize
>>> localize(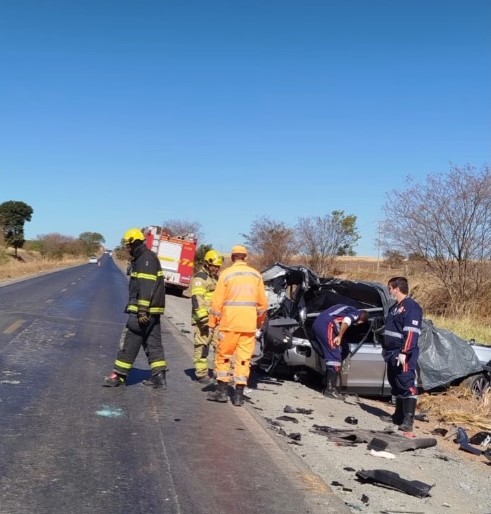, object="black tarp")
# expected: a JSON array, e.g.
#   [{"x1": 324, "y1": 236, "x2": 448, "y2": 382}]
[{"x1": 418, "y1": 319, "x2": 483, "y2": 390}]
